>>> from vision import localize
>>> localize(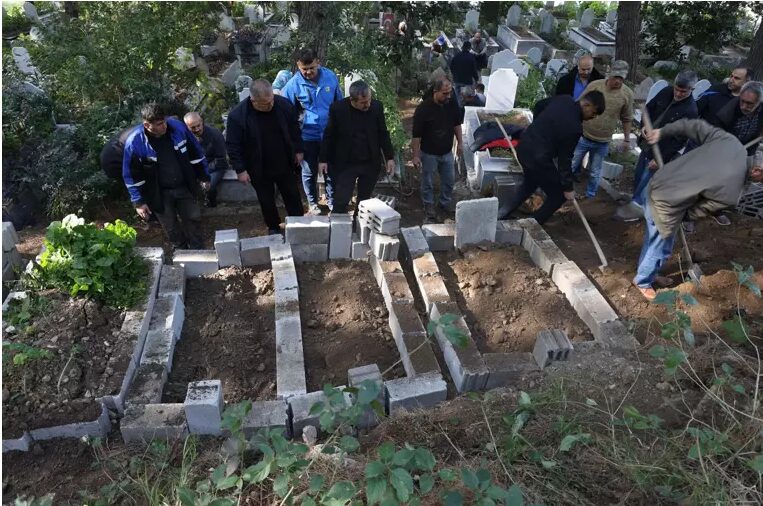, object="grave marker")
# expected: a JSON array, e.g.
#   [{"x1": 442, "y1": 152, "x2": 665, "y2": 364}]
[
  {"x1": 580, "y1": 8, "x2": 595, "y2": 28},
  {"x1": 647, "y1": 80, "x2": 669, "y2": 104},
  {"x1": 526, "y1": 47, "x2": 542, "y2": 66},
  {"x1": 507, "y1": 4, "x2": 522, "y2": 26},
  {"x1": 545, "y1": 58, "x2": 568, "y2": 78},
  {"x1": 539, "y1": 9, "x2": 554, "y2": 33},
  {"x1": 485, "y1": 68, "x2": 519, "y2": 110},
  {"x1": 692, "y1": 79, "x2": 711, "y2": 100},
  {"x1": 465, "y1": 9, "x2": 479, "y2": 32},
  {"x1": 506, "y1": 59, "x2": 530, "y2": 78},
  {"x1": 490, "y1": 49, "x2": 518, "y2": 74}
]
